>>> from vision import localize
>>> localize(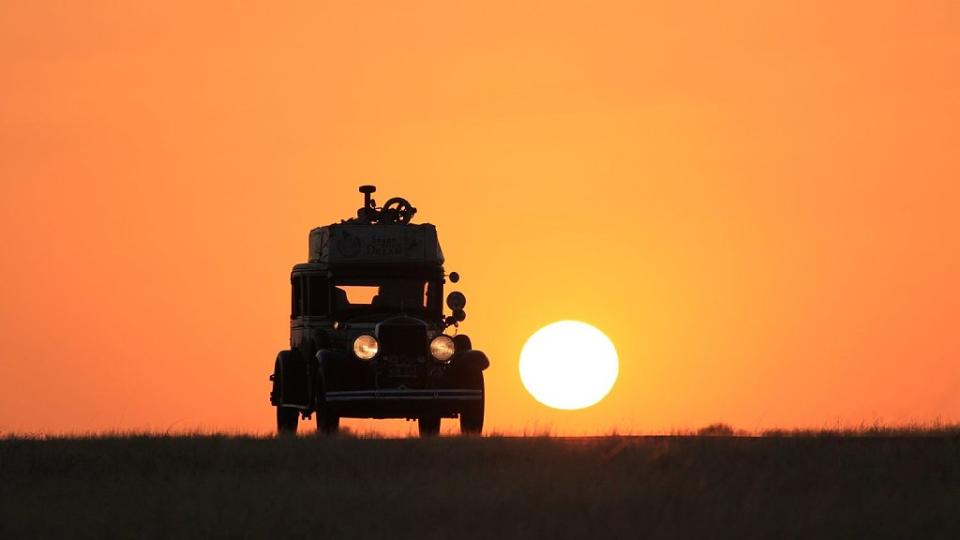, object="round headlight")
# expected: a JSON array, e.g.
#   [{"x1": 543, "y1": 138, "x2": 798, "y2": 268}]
[
  {"x1": 353, "y1": 334, "x2": 379, "y2": 360},
  {"x1": 430, "y1": 335, "x2": 456, "y2": 362}
]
